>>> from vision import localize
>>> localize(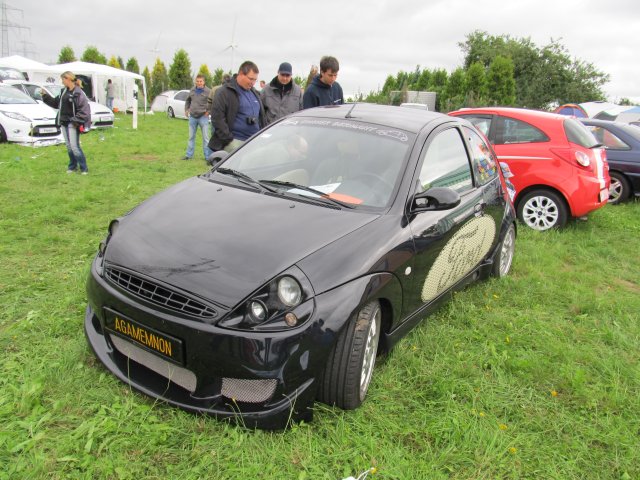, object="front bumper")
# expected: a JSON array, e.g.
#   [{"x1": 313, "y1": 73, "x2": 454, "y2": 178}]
[{"x1": 84, "y1": 256, "x2": 357, "y2": 429}]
